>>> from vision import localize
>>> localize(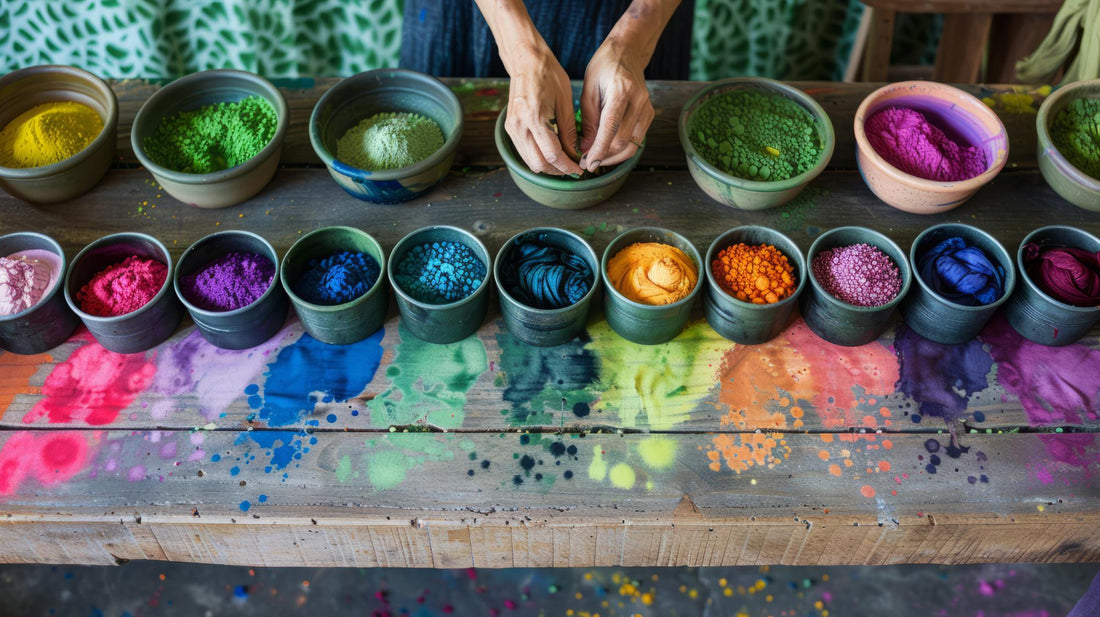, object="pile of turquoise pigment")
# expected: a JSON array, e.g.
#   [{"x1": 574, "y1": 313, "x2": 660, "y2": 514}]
[
  {"x1": 337, "y1": 112, "x2": 444, "y2": 171},
  {"x1": 179, "y1": 252, "x2": 274, "y2": 311},
  {"x1": 145, "y1": 96, "x2": 277, "y2": 173},
  {"x1": 293, "y1": 251, "x2": 380, "y2": 305},
  {"x1": 918, "y1": 236, "x2": 1003, "y2": 306},
  {"x1": 500, "y1": 240, "x2": 593, "y2": 309},
  {"x1": 394, "y1": 241, "x2": 485, "y2": 304},
  {"x1": 689, "y1": 90, "x2": 821, "y2": 181},
  {"x1": 1050, "y1": 97, "x2": 1100, "y2": 180}
]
